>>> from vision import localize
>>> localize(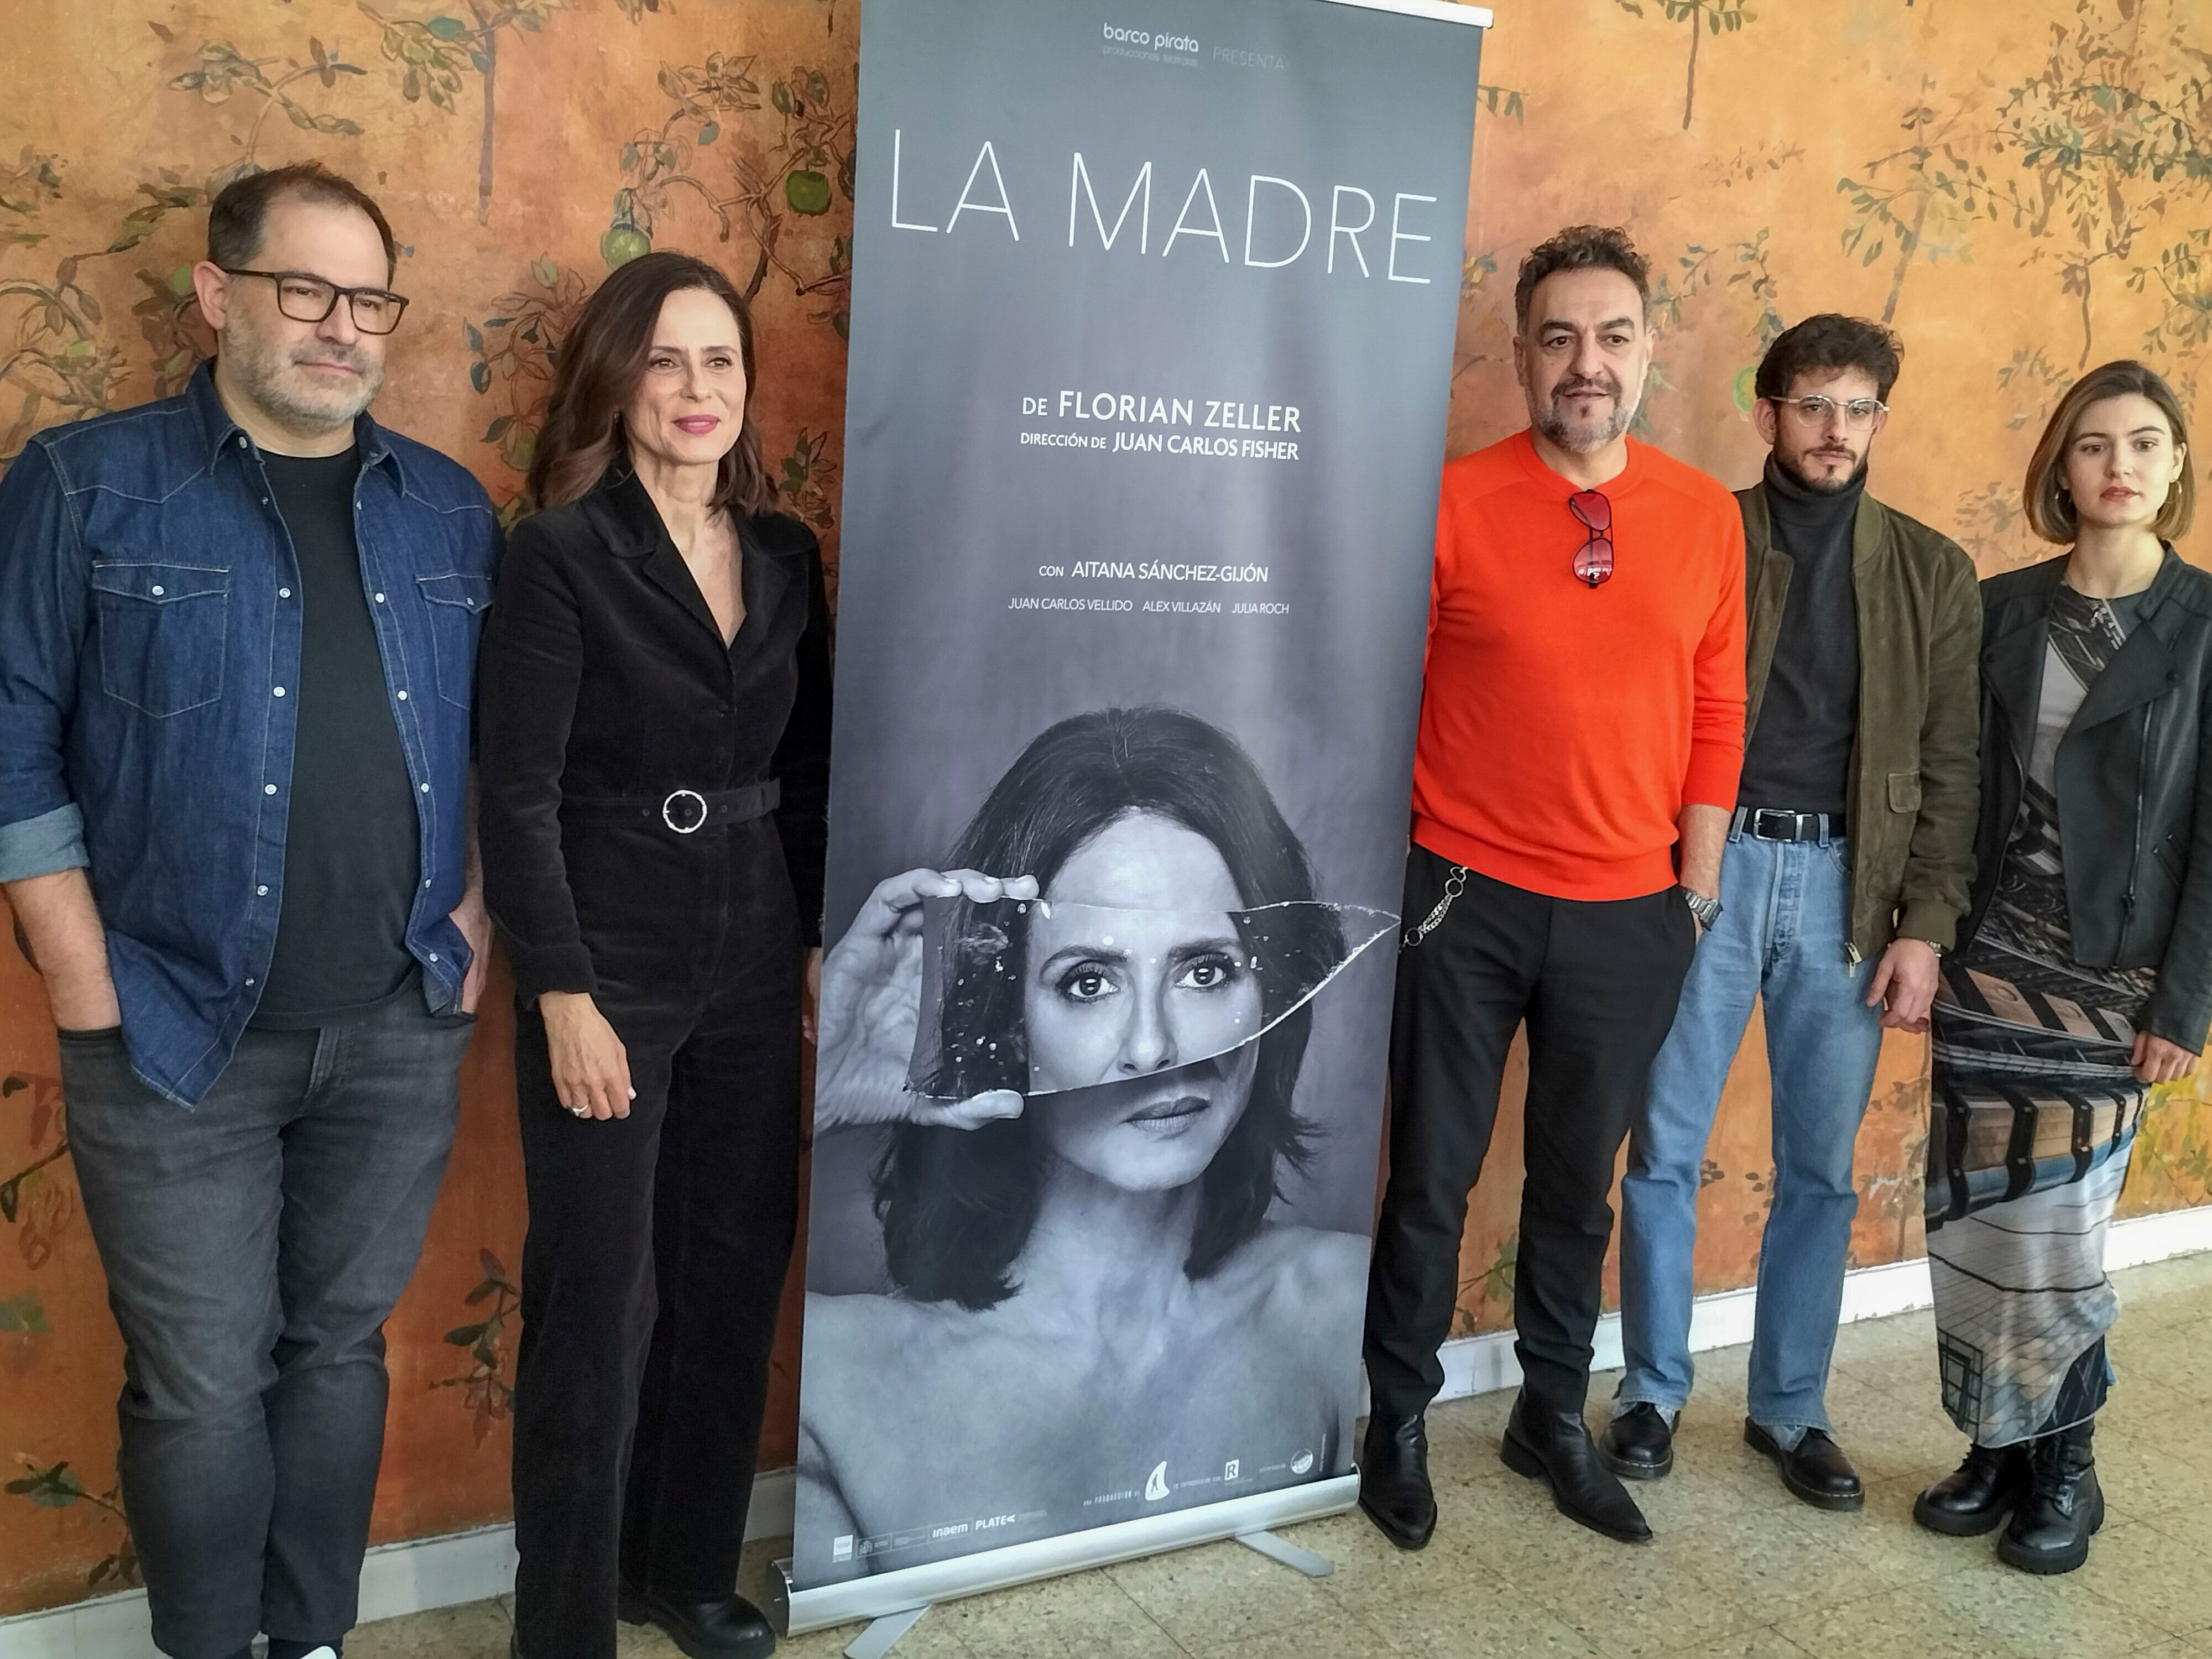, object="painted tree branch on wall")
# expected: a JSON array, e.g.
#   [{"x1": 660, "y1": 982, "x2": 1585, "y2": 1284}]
[
  {"x1": 2131, "y1": 227, "x2": 2212, "y2": 359},
  {"x1": 1838, "y1": 84, "x2": 2033, "y2": 327},
  {"x1": 1611, "y1": 0, "x2": 1756, "y2": 131},
  {"x1": 3, "y1": 1074, "x2": 75, "y2": 1274},
  {"x1": 778, "y1": 427, "x2": 837, "y2": 531},
  {"x1": 358, "y1": 0, "x2": 574, "y2": 225},
  {"x1": 0, "y1": 168, "x2": 215, "y2": 465},
  {"x1": 607, "y1": 55, "x2": 856, "y2": 335},
  {"x1": 6, "y1": 1459, "x2": 138, "y2": 1592},
  {"x1": 432, "y1": 1249, "x2": 520, "y2": 1447},
  {"x1": 164, "y1": 32, "x2": 369, "y2": 169},
  {"x1": 1627, "y1": 231, "x2": 1790, "y2": 432},
  {"x1": 467, "y1": 253, "x2": 589, "y2": 512},
  {"x1": 1990, "y1": 0, "x2": 2212, "y2": 366}
]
